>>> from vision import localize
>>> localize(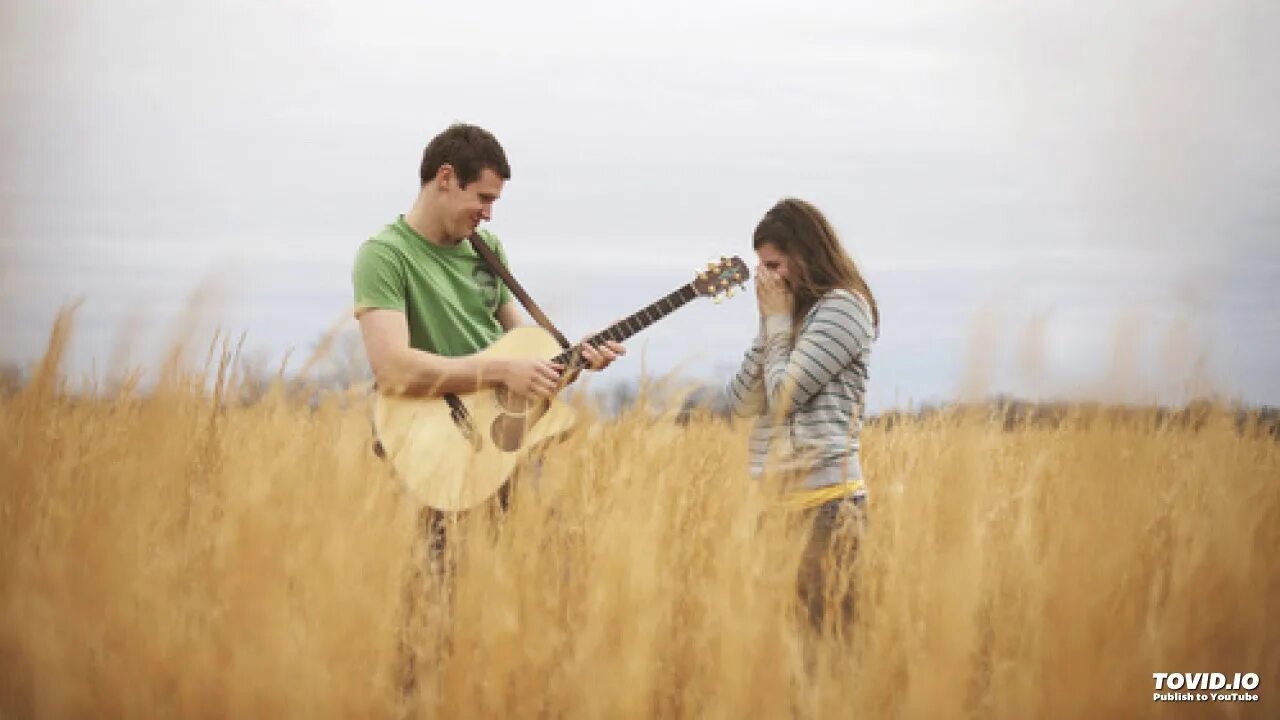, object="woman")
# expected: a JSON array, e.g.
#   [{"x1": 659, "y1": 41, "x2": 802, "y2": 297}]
[{"x1": 726, "y1": 197, "x2": 879, "y2": 634}]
